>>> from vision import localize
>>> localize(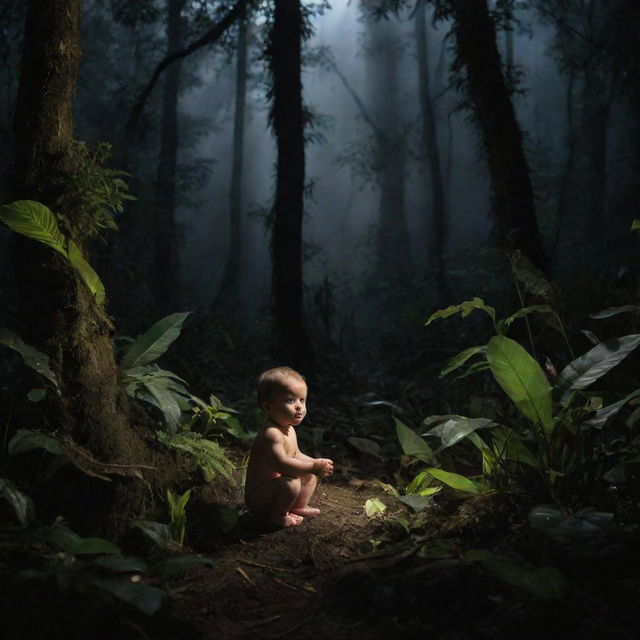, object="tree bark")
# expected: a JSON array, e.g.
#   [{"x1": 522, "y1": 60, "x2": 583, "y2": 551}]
[
  {"x1": 268, "y1": 0, "x2": 313, "y2": 372},
  {"x1": 450, "y1": 0, "x2": 547, "y2": 272},
  {"x1": 11, "y1": 0, "x2": 162, "y2": 537},
  {"x1": 154, "y1": 0, "x2": 186, "y2": 315},
  {"x1": 416, "y1": 0, "x2": 447, "y2": 301},
  {"x1": 213, "y1": 5, "x2": 248, "y2": 310}
]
